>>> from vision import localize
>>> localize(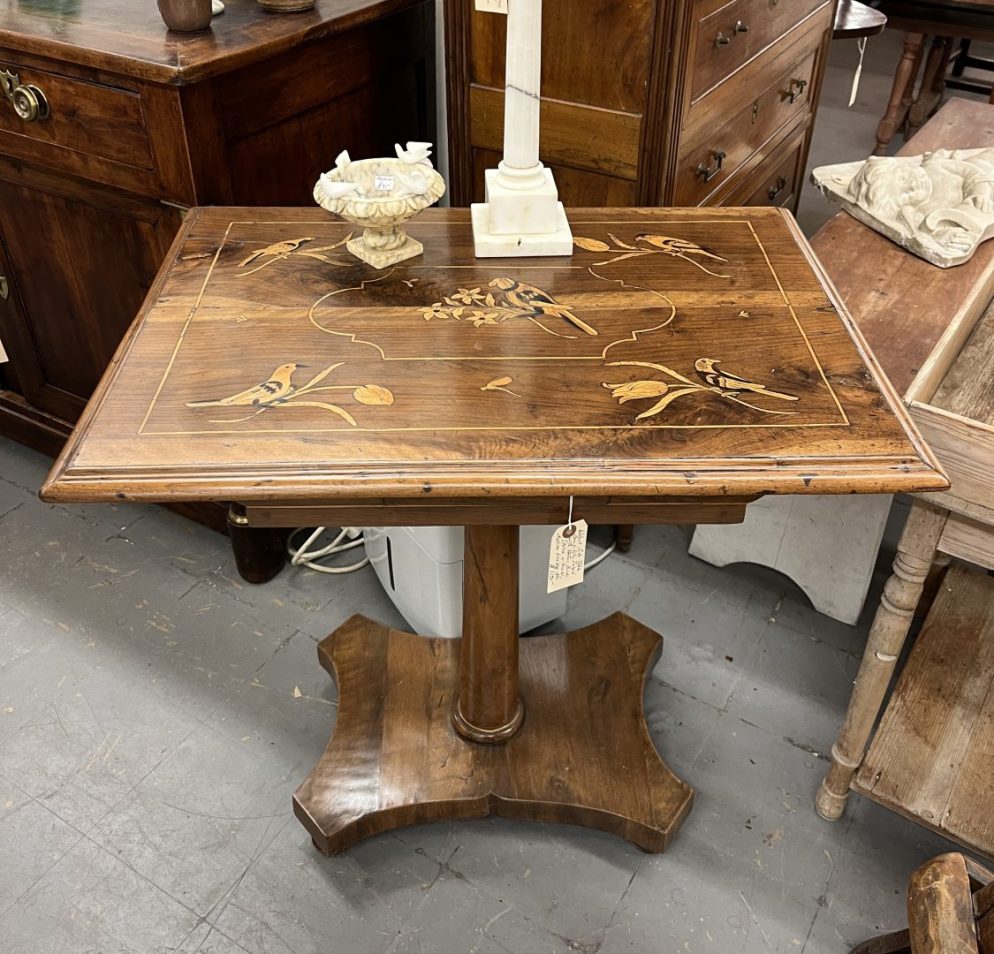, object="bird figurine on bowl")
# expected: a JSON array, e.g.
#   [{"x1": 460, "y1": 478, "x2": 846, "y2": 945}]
[{"x1": 313, "y1": 143, "x2": 446, "y2": 269}]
